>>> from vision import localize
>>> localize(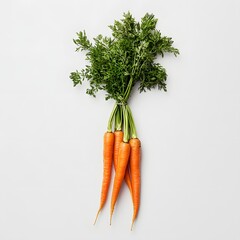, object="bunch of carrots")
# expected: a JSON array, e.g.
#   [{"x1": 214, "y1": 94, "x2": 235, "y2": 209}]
[
  {"x1": 94, "y1": 99, "x2": 141, "y2": 229},
  {"x1": 70, "y1": 12, "x2": 179, "y2": 230}
]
